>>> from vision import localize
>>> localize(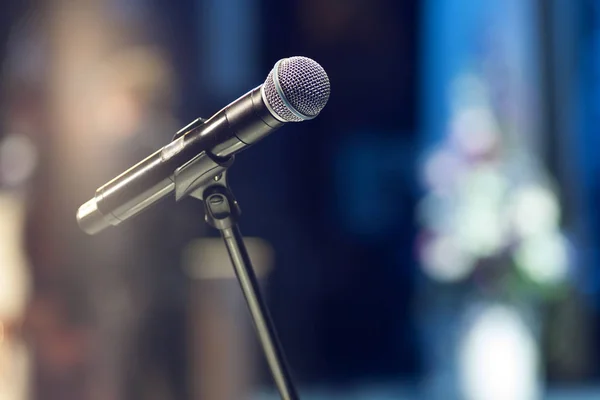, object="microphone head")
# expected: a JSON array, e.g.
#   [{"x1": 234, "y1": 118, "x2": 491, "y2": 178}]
[{"x1": 262, "y1": 56, "x2": 330, "y2": 122}]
